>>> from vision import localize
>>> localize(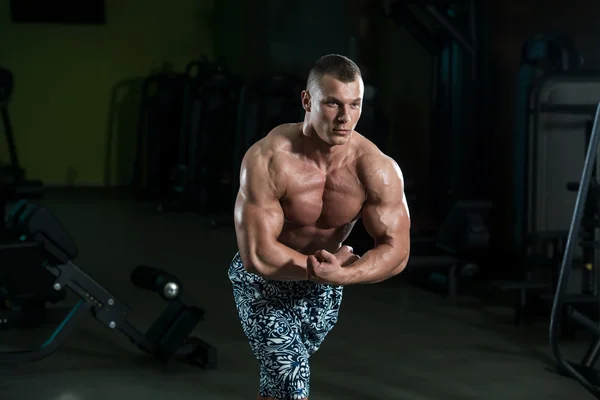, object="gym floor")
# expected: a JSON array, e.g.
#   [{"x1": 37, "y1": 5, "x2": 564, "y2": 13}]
[{"x1": 0, "y1": 190, "x2": 593, "y2": 400}]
